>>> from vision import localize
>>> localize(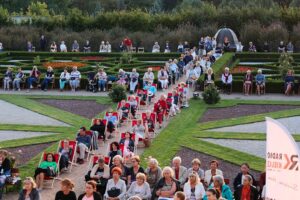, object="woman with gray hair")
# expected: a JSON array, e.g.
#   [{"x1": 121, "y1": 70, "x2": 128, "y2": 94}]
[
  {"x1": 203, "y1": 175, "x2": 233, "y2": 200},
  {"x1": 110, "y1": 155, "x2": 128, "y2": 182},
  {"x1": 234, "y1": 175, "x2": 259, "y2": 200},
  {"x1": 126, "y1": 173, "x2": 151, "y2": 200},
  {"x1": 145, "y1": 157, "x2": 162, "y2": 190}
]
